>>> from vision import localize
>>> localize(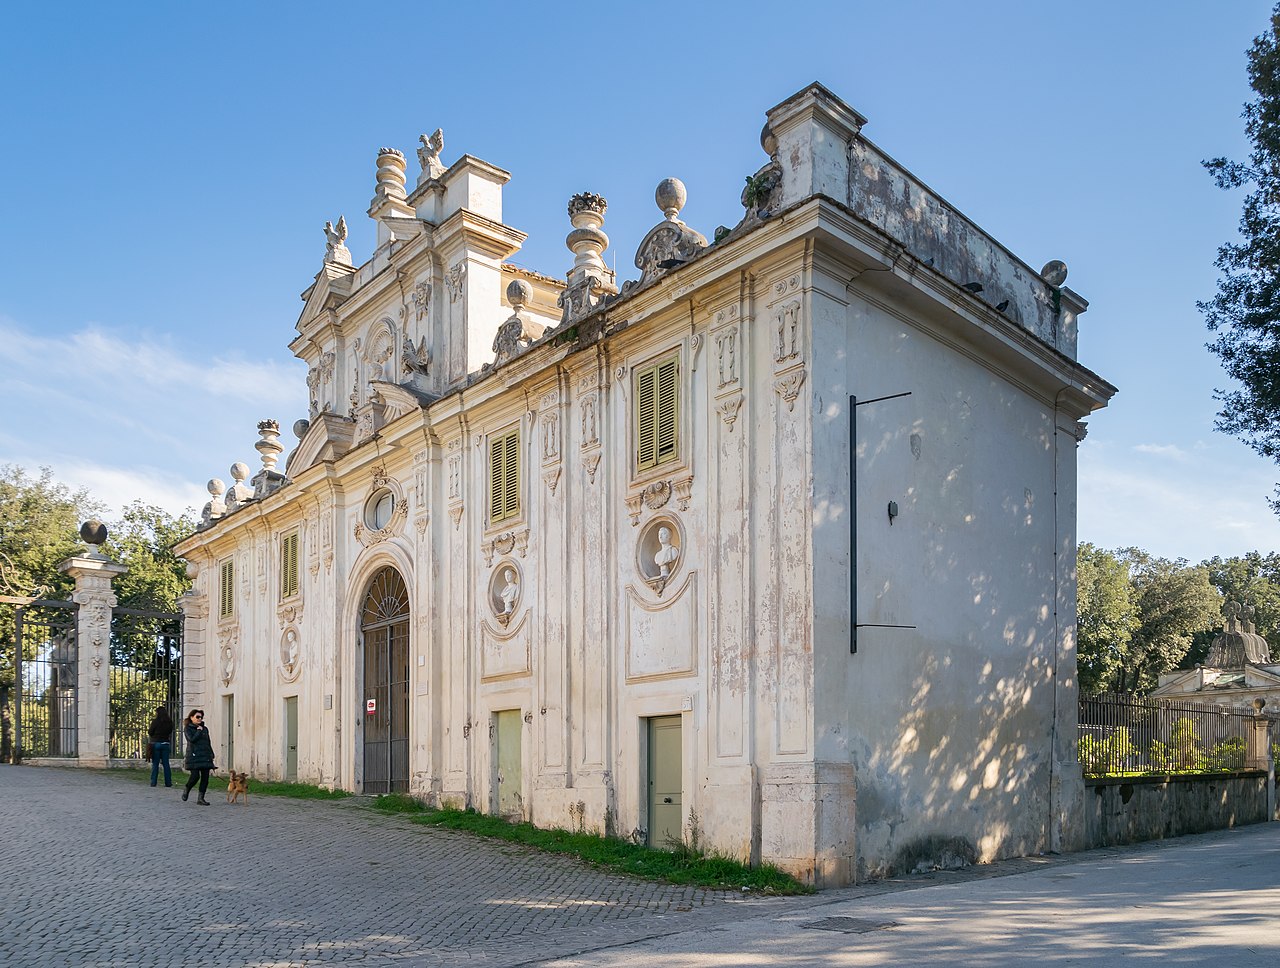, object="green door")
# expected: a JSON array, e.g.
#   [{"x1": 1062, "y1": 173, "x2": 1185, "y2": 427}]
[
  {"x1": 284, "y1": 697, "x2": 298, "y2": 782},
  {"x1": 647, "y1": 716, "x2": 683, "y2": 849},
  {"x1": 223, "y1": 695, "x2": 235, "y2": 772},
  {"x1": 495, "y1": 709, "x2": 523, "y2": 818}
]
